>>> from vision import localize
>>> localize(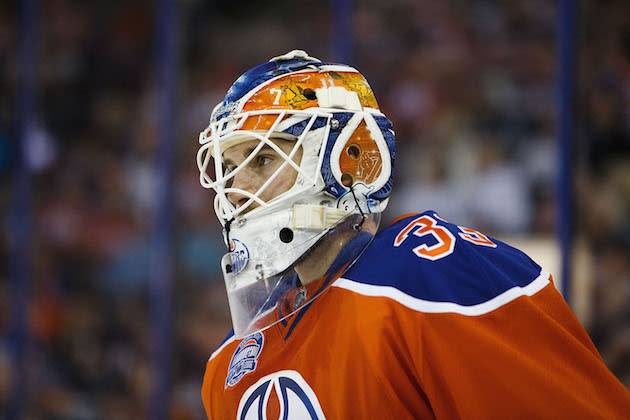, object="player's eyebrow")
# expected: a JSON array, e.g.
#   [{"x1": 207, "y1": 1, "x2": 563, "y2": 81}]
[{"x1": 223, "y1": 143, "x2": 280, "y2": 167}]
